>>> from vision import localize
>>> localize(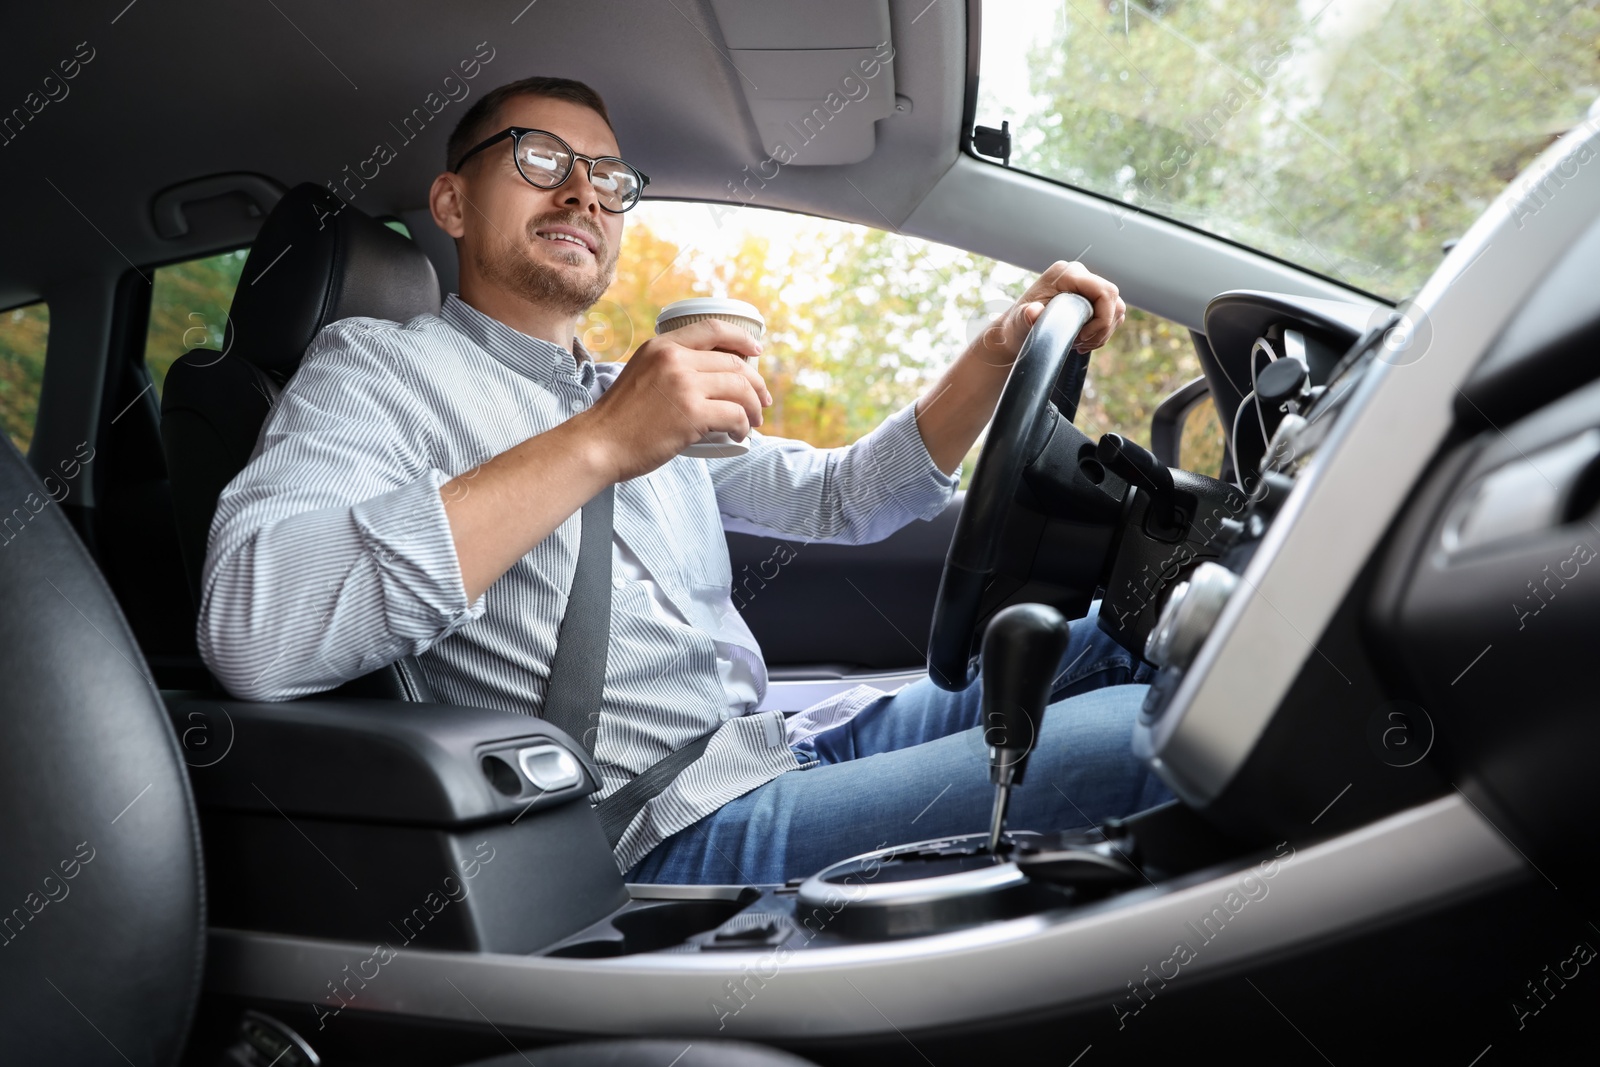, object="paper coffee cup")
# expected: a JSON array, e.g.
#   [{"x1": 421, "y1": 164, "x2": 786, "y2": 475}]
[
  {"x1": 655, "y1": 298, "x2": 766, "y2": 458},
  {"x1": 655, "y1": 297, "x2": 765, "y2": 339}
]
